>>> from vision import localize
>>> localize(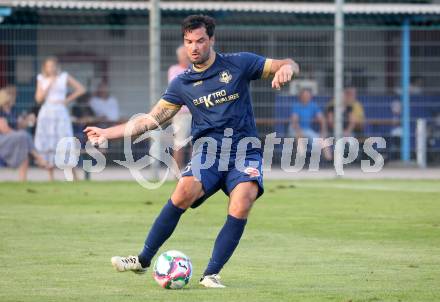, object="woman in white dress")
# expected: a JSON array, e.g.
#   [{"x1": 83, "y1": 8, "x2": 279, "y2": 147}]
[{"x1": 34, "y1": 57, "x2": 86, "y2": 181}]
